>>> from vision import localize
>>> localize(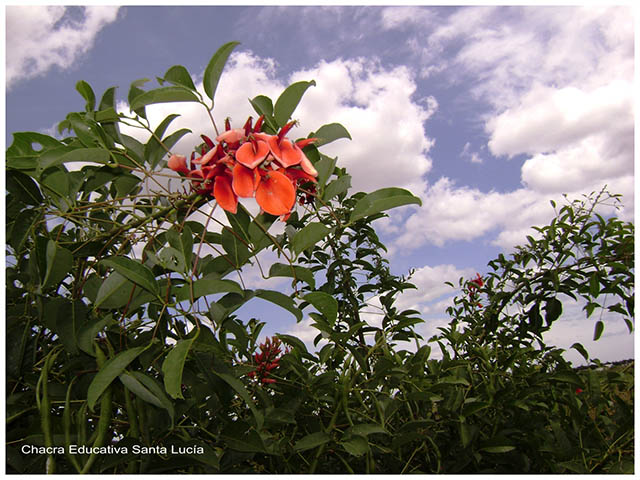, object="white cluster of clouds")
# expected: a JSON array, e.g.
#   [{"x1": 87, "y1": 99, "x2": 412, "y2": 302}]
[
  {"x1": 5, "y1": 6, "x2": 120, "y2": 88},
  {"x1": 381, "y1": 5, "x2": 634, "y2": 251}
]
